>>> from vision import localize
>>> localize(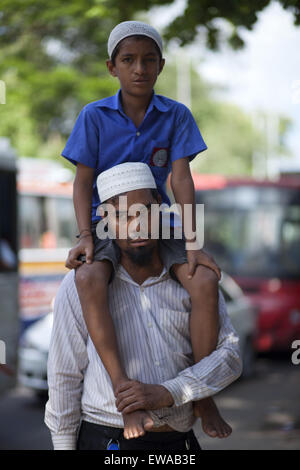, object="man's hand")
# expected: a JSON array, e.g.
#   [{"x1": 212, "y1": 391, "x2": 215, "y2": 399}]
[
  {"x1": 65, "y1": 236, "x2": 94, "y2": 269},
  {"x1": 115, "y1": 380, "x2": 174, "y2": 414},
  {"x1": 186, "y1": 248, "x2": 221, "y2": 281}
]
